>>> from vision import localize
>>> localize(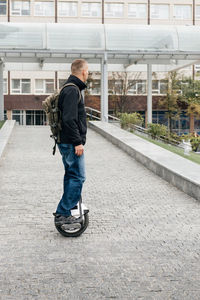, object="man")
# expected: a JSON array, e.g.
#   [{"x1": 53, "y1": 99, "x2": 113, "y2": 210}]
[{"x1": 53, "y1": 59, "x2": 89, "y2": 225}]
